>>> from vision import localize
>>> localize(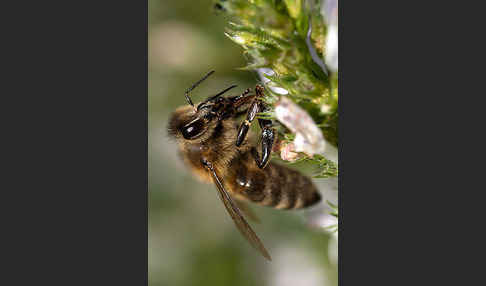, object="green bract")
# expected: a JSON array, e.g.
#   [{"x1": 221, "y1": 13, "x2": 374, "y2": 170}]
[{"x1": 216, "y1": 0, "x2": 338, "y2": 179}]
